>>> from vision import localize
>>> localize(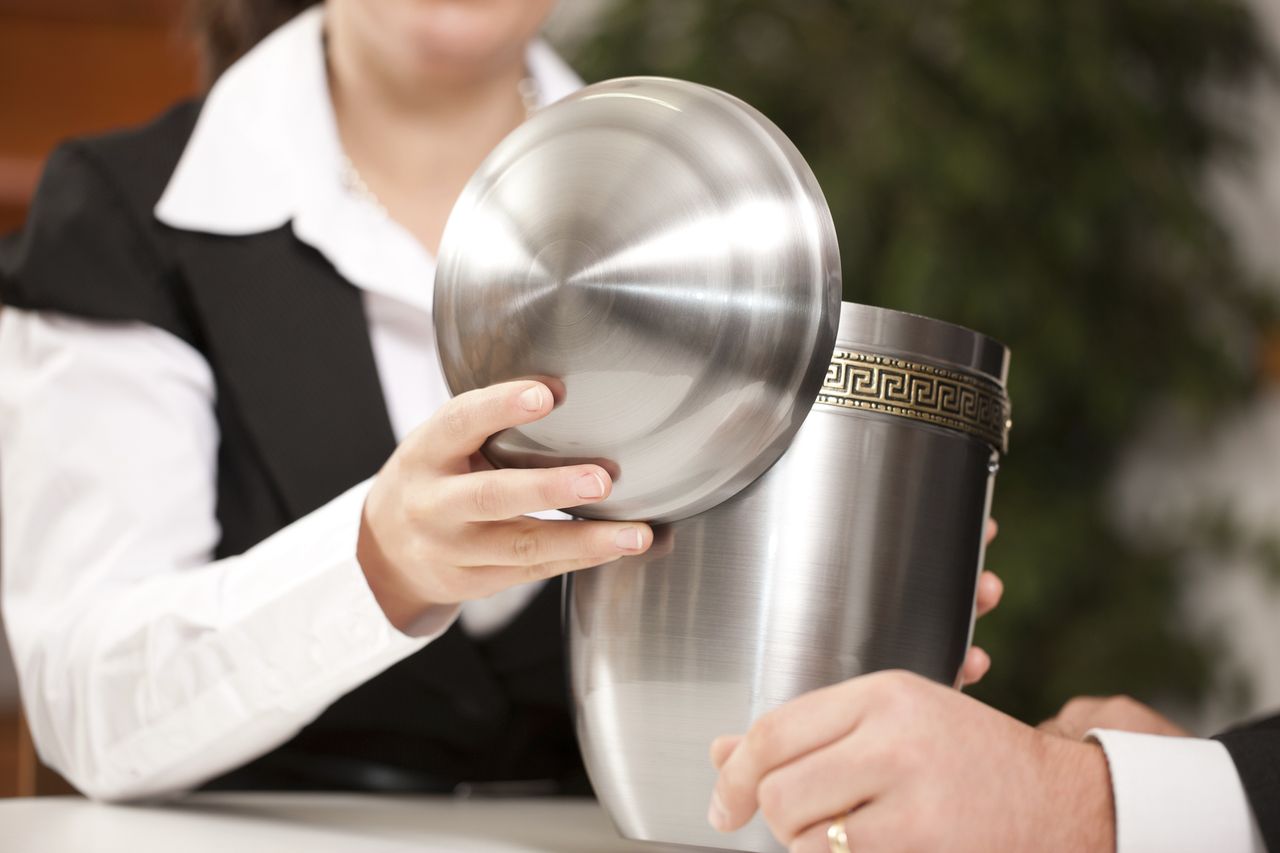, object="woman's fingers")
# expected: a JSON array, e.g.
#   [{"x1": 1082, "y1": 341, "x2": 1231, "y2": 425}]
[
  {"x1": 965, "y1": 570, "x2": 1002, "y2": 687},
  {"x1": 473, "y1": 555, "x2": 620, "y2": 589},
  {"x1": 975, "y1": 571, "x2": 1003, "y2": 617},
  {"x1": 475, "y1": 541, "x2": 653, "y2": 588},
  {"x1": 960, "y1": 646, "x2": 991, "y2": 686},
  {"x1": 414, "y1": 380, "x2": 553, "y2": 469},
  {"x1": 458, "y1": 517, "x2": 652, "y2": 567},
  {"x1": 444, "y1": 464, "x2": 612, "y2": 521},
  {"x1": 985, "y1": 517, "x2": 998, "y2": 546}
]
